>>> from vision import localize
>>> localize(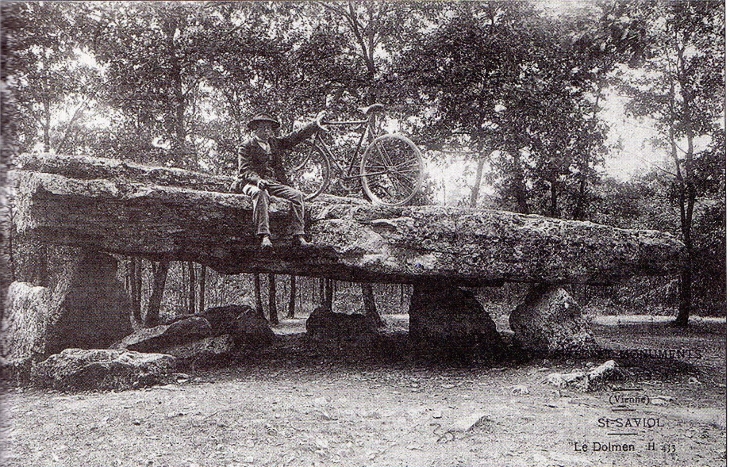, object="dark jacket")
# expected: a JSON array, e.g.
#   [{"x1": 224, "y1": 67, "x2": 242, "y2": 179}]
[{"x1": 235, "y1": 121, "x2": 319, "y2": 187}]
